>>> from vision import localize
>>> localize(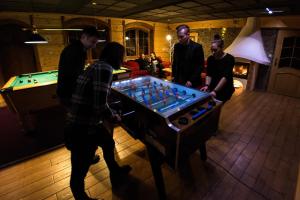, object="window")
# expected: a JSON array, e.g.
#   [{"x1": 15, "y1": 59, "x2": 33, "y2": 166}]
[
  {"x1": 125, "y1": 30, "x2": 136, "y2": 56},
  {"x1": 279, "y1": 36, "x2": 300, "y2": 70},
  {"x1": 125, "y1": 29, "x2": 150, "y2": 57},
  {"x1": 139, "y1": 30, "x2": 149, "y2": 55}
]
